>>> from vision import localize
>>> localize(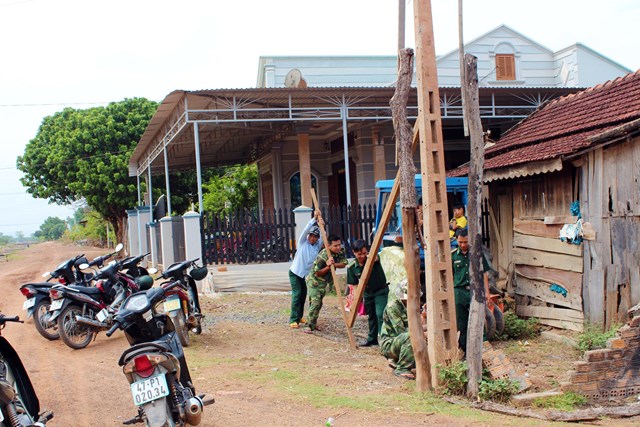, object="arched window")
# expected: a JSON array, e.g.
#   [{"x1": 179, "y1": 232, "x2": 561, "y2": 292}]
[{"x1": 289, "y1": 172, "x2": 318, "y2": 208}]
